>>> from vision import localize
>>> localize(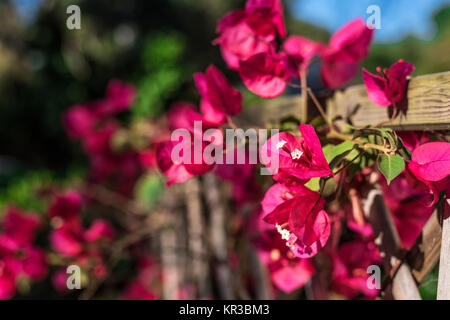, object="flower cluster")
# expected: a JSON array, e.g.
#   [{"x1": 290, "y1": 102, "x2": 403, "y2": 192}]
[
  {"x1": 0, "y1": 207, "x2": 47, "y2": 299},
  {"x1": 215, "y1": 0, "x2": 374, "y2": 98},
  {"x1": 64, "y1": 80, "x2": 143, "y2": 194}
]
